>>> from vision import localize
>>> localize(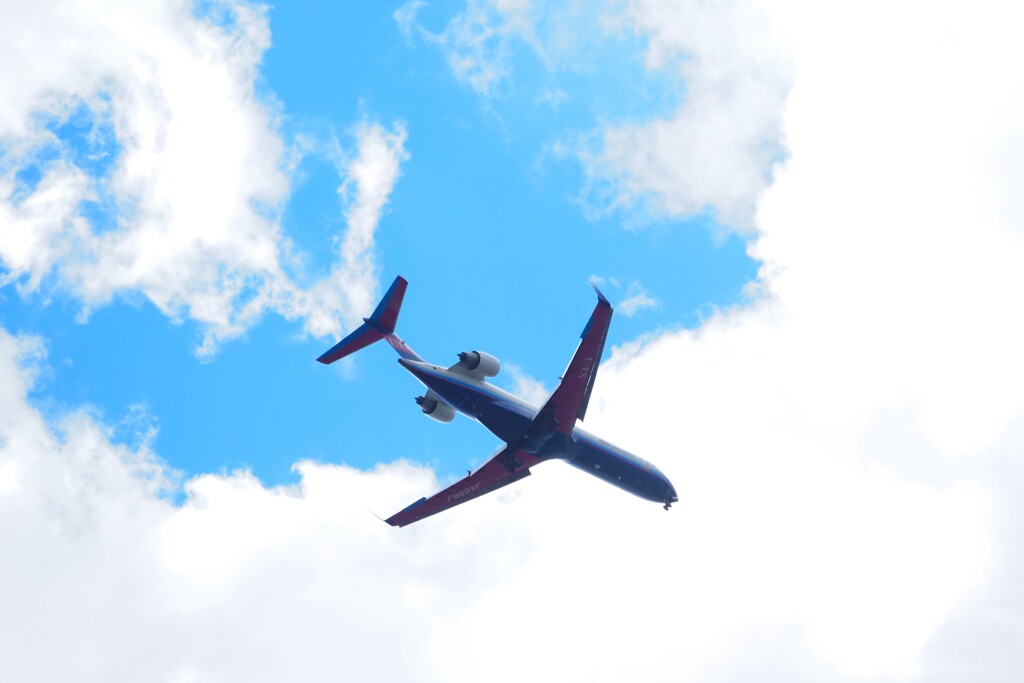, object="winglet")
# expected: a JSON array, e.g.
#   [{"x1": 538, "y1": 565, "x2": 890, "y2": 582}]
[
  {"x1": 317, "y1": 276, "x2": 408, "y2": 365},
  {"x1": 580, "y1": 284, "x2": 613, "y2": 341},
  {"x1": 385, "y1": 496, "x2": 428, "y2": 527}
]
